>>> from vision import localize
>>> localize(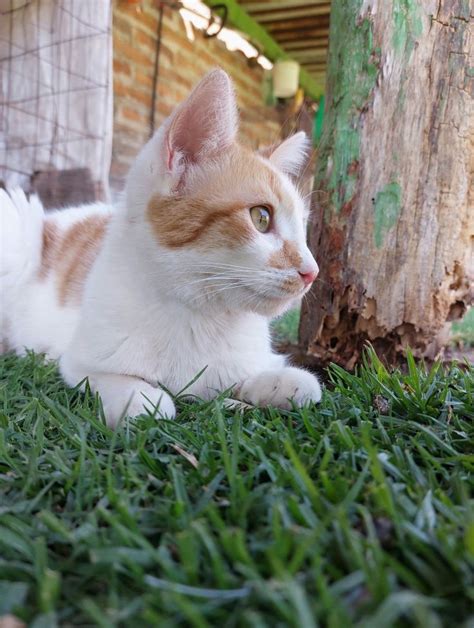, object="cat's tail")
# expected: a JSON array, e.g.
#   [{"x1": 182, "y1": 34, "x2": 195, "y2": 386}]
[{"x1": 0, "y1": 187, "x2": 45, "y2": 294}]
